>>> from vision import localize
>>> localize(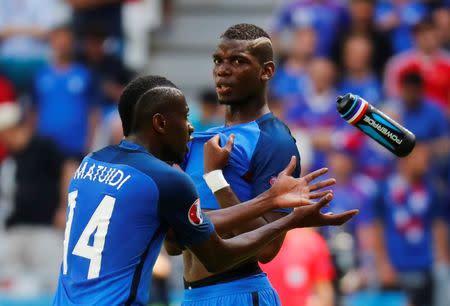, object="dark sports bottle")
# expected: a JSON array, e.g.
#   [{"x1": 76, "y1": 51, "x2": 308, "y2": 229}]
[{"x1": 336, "y1": 93, "x2": 416, "y2": 157}]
